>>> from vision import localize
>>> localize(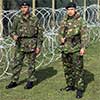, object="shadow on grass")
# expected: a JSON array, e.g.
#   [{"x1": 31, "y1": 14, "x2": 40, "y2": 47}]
[
  {"x1": 18, "y1": 67, "x2": 57, "y2": 85},
  {"x1": 36, "y1": 67, "x2": 57, "y2": 84},
  {"x1": 84, "y1": 69, "x2": 94, "y2": 91}
]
